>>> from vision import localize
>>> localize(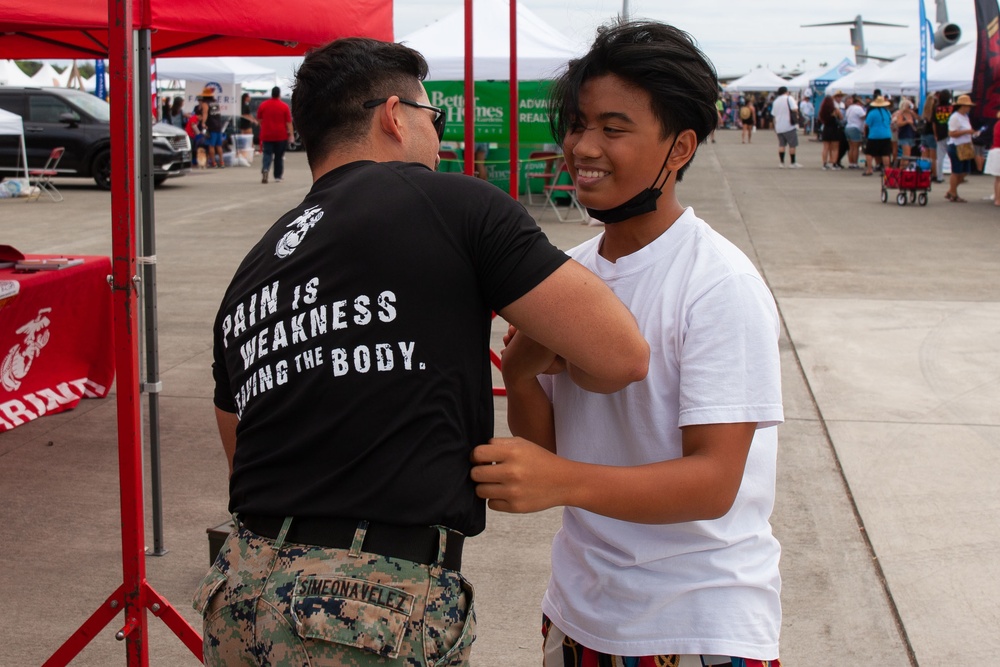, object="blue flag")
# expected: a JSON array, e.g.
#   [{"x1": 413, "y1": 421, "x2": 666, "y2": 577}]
[
  {"x1": 94, "y1": 60, "x2": 106, "y2": 100},
  {"x1": 919, "y1": 0, "x2": 929, "y2": 114}
]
